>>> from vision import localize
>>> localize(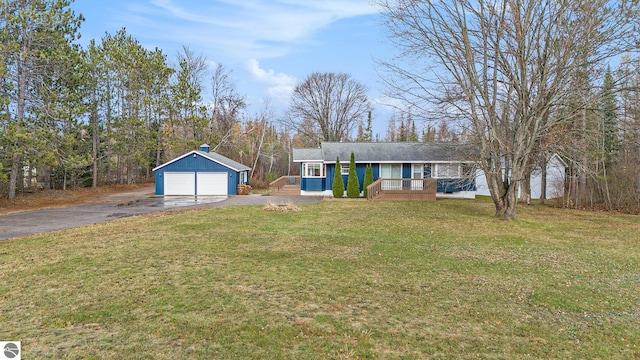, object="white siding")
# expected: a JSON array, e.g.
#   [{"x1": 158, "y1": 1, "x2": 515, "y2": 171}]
[{"x1": 475, "y1": 155, "x2": 566, "y2": 199}]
